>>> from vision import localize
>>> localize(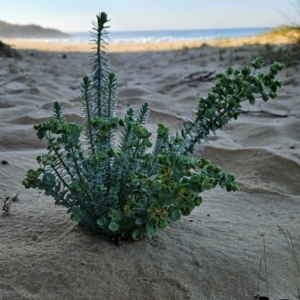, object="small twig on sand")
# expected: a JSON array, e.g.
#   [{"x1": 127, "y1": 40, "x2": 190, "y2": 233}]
[
  {"x1": 240, "y1": 109, "x2": 288, "y2": 118},
  {"x1": 254, "y1": 259, "x2": 265, "y2": 299},
  {"x1": 0, "y1": 75, "x2": 26, "y2": 88},
  {"x1": 254, "y1": 234, "x2": 270, "y2": 300},
  {"x1": 262, "y1": 234, "x2": 270, "y2": 299},
  {"x1": 278, "y1": 226, "x2": 300, "y2": 300},
  {"x1": 169, "y1": 70, "x2": 216, "y2": 88},
  {"x1": 12, "y1": 193, "x2": 19, "y2": 201}
]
